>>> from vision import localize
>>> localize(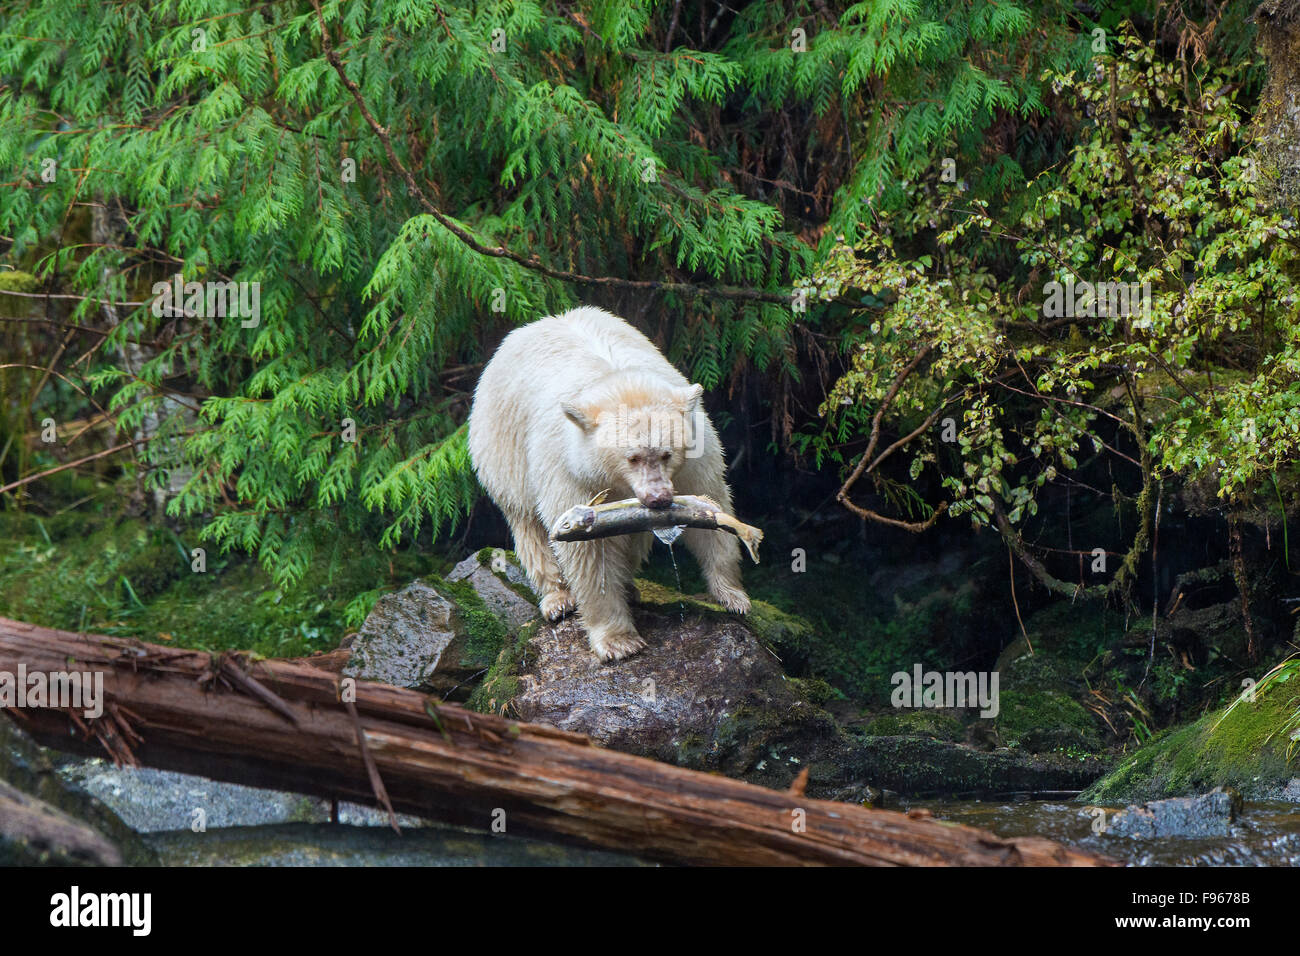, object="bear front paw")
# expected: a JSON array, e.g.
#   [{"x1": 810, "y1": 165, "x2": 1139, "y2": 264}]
[
  {"x1": 590, "y1": 630, "x2": 647, "y2": 662},
  {"x1": 539, "y1": 588, "x2": 576, "y2": 621},
  {"x1": 712, "y1": 584, "x2": 751, "y2": 615}
]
